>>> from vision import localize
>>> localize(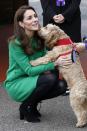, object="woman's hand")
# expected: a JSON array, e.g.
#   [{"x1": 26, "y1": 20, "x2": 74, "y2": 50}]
[{"x1": 54, "y1": 54, "x2": 72, "y2": 67}]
